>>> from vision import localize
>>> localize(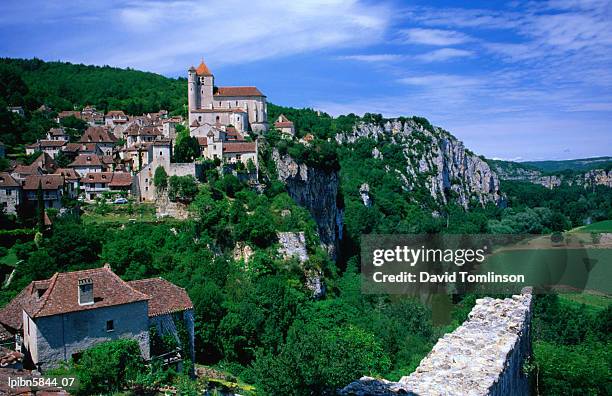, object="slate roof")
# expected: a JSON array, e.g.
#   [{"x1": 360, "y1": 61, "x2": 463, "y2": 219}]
[{"x1": 128, "y1": 278, "x2": 193, "y2": 317}]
